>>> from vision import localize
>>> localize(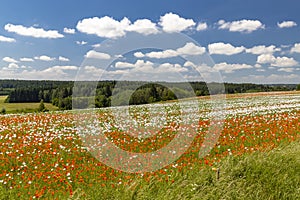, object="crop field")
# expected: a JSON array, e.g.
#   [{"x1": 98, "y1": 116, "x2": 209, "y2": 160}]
[
  {"x1": 0, "y1": 91, "x2": 300, "y2": 199},
  {"x1": 0, "y1": 96, "x2": 58, "y2": 113}
]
